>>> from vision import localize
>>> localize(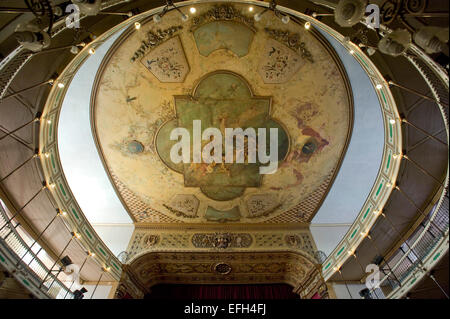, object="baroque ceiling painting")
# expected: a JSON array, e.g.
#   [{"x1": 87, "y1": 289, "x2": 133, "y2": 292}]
[{"x1": 92, "y1": 3, "x2": 353, "y2": 225}]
